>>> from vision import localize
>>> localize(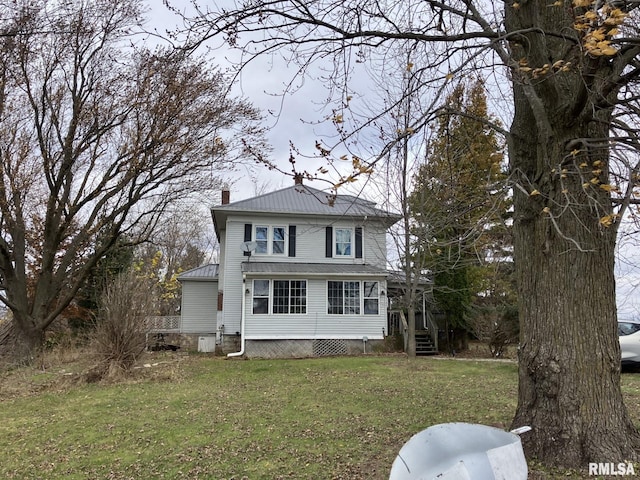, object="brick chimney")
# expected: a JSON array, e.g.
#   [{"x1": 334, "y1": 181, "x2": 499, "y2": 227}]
[
  {"x1": 294, "y1": 173, "x2": 303, "y2": 185},
  {"x1": 221, "y1": 187, "x2": 230, "y2": 205}
]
